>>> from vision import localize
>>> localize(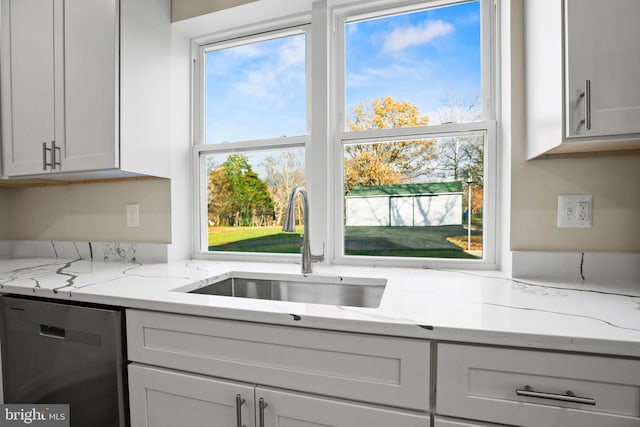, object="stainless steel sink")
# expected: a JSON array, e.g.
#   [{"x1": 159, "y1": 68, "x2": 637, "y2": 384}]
[{"x1": 176, "y1": 272, "x2": 386, "y2": 308}]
